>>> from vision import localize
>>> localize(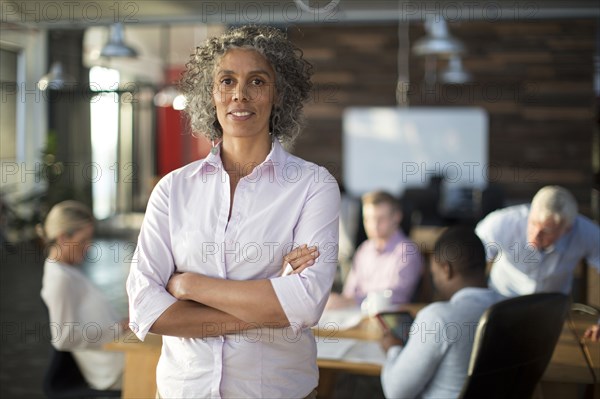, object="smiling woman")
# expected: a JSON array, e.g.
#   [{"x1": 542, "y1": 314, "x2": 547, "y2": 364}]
[
  {"x1": 126, "y1": 25, "x2": 340, "y2": 399},
  {"x1": 212, "y1": 48, "x2": 276, "y2": 144},
  {"x1": 179, "y1": 25, "x2": 313, "y2": 147}
]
